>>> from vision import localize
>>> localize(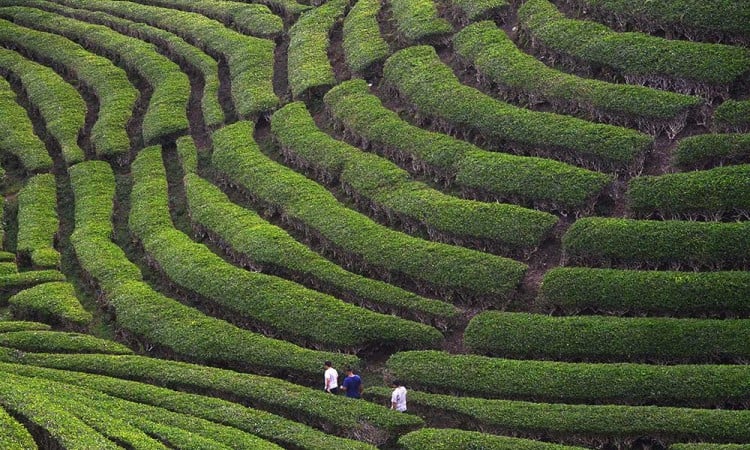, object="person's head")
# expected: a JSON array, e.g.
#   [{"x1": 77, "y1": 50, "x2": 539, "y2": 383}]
[
  {"x1": 346, "y1": 367, "x2": 354, "y2": 375},
  {"x1": 324, "y1": 361, "x2": 332, "y2": 369},
  {"x1": 390, "y1": 379, "x2": 402, "y2": 387}
]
